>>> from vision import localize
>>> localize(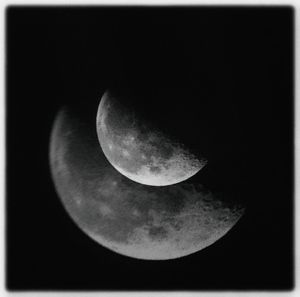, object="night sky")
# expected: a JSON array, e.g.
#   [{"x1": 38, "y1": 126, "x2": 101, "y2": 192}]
[{"x1": 6, "y1": 6, "x2": 294, "y2": 290}]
